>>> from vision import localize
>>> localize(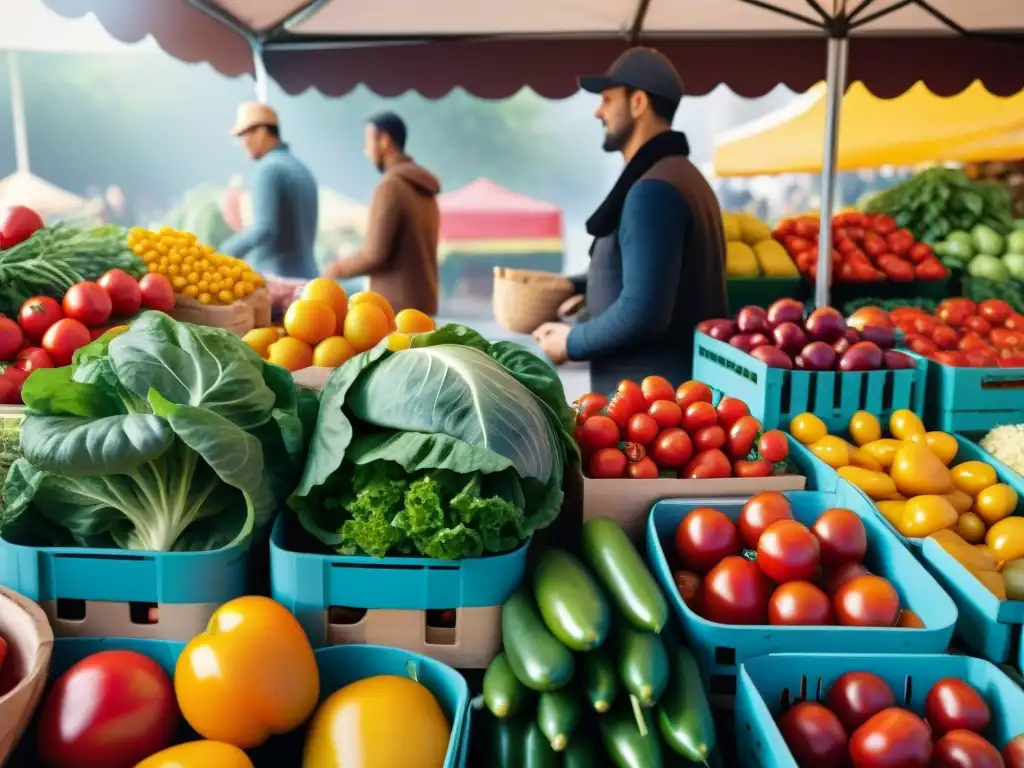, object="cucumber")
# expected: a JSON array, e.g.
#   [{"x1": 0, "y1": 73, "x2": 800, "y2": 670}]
[
  {"x1": 657, "y1": 644, "x2": 716, "y2": 763},
  {"x1": 616, "y1": 622, "x2": 669, "y2": 708},
  {"x1": 502, "y1": 590, "x2": 575, "y2": 692},
  {"x1": 489, "y1": 714, "x2": 525, "y2": 768},
  {"x1": 536, "y1": 688, "x2": 581, "y2": 751},
  {"x1": 523, "y1": 718, "x2": 559, "y2": 768},
  {"x1": 533, "y1": 548, "x2": 610, "y2": 651},
  {"x1": 483, "y1": 652, "x2": 528, "y2": 718},
  {"x1": 580, "y1": 517, "x2": 668, "y2": 633},
  {"x1": 562, "y1": 735, "x2": 598, "y2": 768},
  {"x1": 584, "y1": 645, "x2": 619, "y2": 713},
  {"x1": 600, "y1": 700, "x2": 664, "y2": 768}
]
